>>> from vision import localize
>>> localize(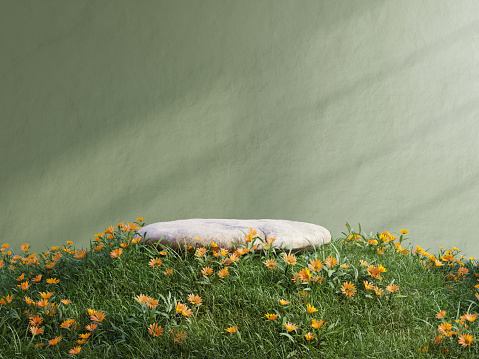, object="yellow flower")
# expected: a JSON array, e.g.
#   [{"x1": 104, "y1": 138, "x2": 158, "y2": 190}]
[
  {"x1": 374, "y1": 287, "x2": 384, "y2": 296},
  {"x1": 453, "y1": 247, "x2": 458, "y2": 251},
  {"x1": 458, "y1": 333, "x2": 474, "y2": 347},
  {"x1": 110, "y1": 248, "x2": 123, "y2": 258},
  {"x1": 224, "y1": 326, "x2": 238, "y2": 333},
  {"x1": 187, "y1": 294, "x2": 202, "y2": 305},
  {"x1": 60, "y1": 319, "x2": 76, "y2": 328},
  {"x1": 438, "y1": 322, "x2": 452, "y2": 334},
  {"x1": 69, "y1": 347, "x2": 81, "y2": 354},
  {"x1": 79, "y1": 333, "x2": 91, "y2": 339},
  {"x1": 20, "y1": 243, "x2": 30, "y2": 252},
  {"x1": 211, "y1": 242, "x2": 219, "y2": 248},
  {"x1": 39, "y1": 292, "x2": 54, "y2": 299},
  {"x1": 279, "y1": 299, "x2": 290, "y2": 305},
  {"x1": 148, "y1": 258, "x2": 163, "y2": 268},
  {"x1": 264, "y1": 259, "x2": 277, "y2": 269},
  {"x1": 136, "y1": 217, "x2": 145, "y2": 222},
  {"x1": 283, "y1": 253, "x2": 297, "y2": 266},
  {"x1": 341, "y1": 281, "x2": 356, "y2": 297},
  {"x1": 148, "y1": 323, "x2": 163, "y2": 337},
  {"x1": 364, "y1": 281, "x2": 374, "y2": 290},
  {"x1": 311, "y1": 319, "x2": 326, "y2": 329},
  {"x1": 201, "y1": 266, "x2": 213, "y2": 276},
  {"x1": 46, "y1": 278, "x2": 59, "y2": 284},
  {"x1": 49, "y1": 336, "x2": 62, "y2": 345},
  {"x1": 462, "y1": 313, "x2": 477, "y2": 322},
  {"x1": 306, "y1": 304, "x2": 318, "y2": 313},
  {"x1": 284, "y1": 322, "x2": 298, "y2": 332},
  {"x1": 265, "y1": 313, "x2": 278, "y2": 320},
  {"x1": 195, "y1": 248, "x2": 207, "y2": 257},
  {"x1": 218, "y1": 267, "x2": 229, "y2": 279},
  {"x1": 66, "y1": 241, "x2": 73, "y2": 245},
  {"x1": 470, "y1": 257, "x2": 475, "y2": 261},
  {"x1": 90, "y1": 310, "x2": 106, "y2": 322},
  {"x1": 399, "y1": 229, "x2": 409, "y2": 235},
  {"x1": 304, "y1": 332, "x2": 314, "y2": 340}
]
